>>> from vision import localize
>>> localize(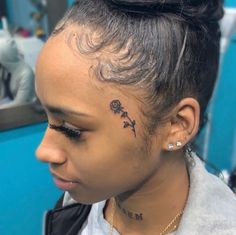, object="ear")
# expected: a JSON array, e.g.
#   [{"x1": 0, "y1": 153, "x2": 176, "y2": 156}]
[{"x1": 161, "y1": 98, "x2": 200, "y2": 151}]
